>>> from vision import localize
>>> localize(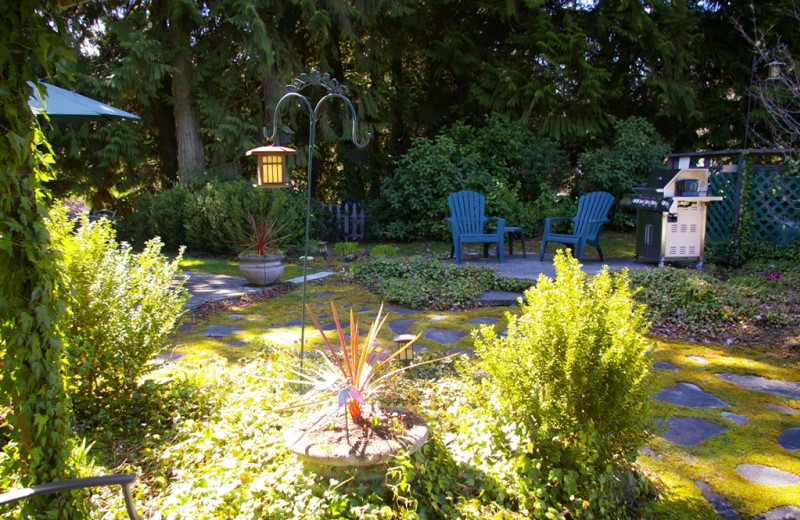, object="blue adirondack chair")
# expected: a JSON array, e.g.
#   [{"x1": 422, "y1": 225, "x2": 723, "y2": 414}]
[
  {"x1": 539, "y1": 191, "x2": 614, "y2": 262},
  {"x1": 445, "y1": 191, "x2": 505, "y2": 264}
]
